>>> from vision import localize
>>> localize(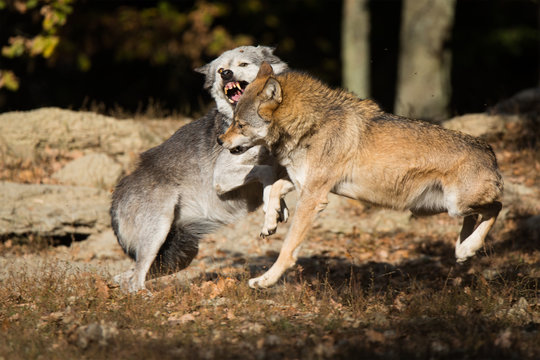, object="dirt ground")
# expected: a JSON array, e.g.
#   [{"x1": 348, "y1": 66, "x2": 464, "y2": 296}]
[{"x1": 0, "y1": 110, "x2": 539, "y2": 359}]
